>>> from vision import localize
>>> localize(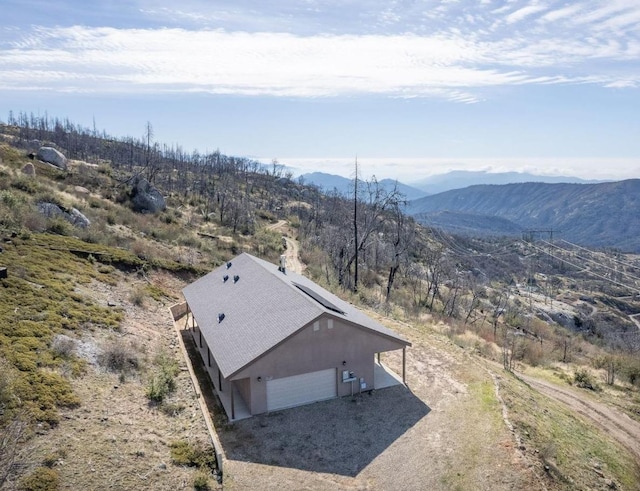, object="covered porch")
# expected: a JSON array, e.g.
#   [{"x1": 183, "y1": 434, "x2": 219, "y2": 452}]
[
  {"x1": 373, "y1": 359, "x2": 405, "y2": 389},
  {"x1": 215, "y1": 380, "x2": 251, "y2": 422}
]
